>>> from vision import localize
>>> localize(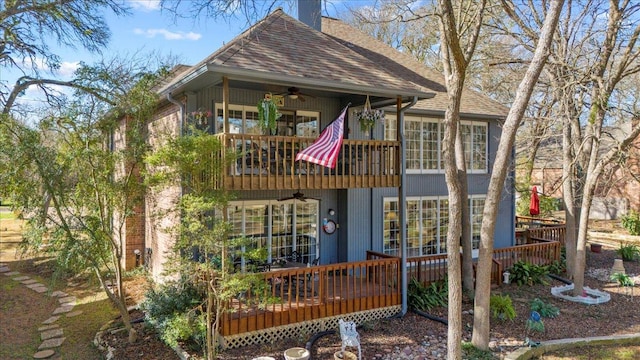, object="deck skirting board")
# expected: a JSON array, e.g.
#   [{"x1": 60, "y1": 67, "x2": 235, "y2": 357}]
[{"x1": 219, "y1": 305, "x2": 401, "y2": 349}]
